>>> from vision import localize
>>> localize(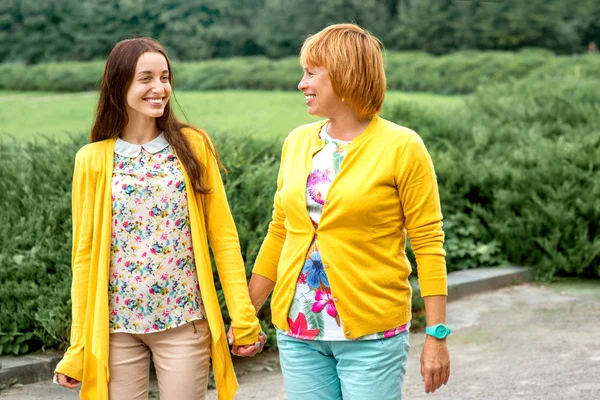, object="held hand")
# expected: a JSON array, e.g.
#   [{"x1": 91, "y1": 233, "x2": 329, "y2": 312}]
[
  {"x1": 227, "y1": 326, "x2": 266, "y2": 357},
  {"x1": 54, "y1": 373, "x2": 80, "y2": 389},
  {"x1": 420, "y1": 336, "x2": 450, "y2": 394}
]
